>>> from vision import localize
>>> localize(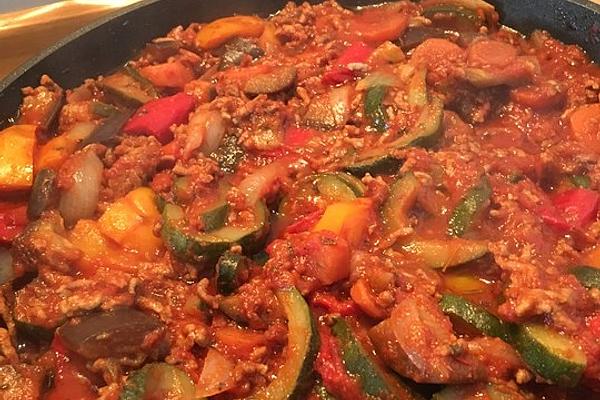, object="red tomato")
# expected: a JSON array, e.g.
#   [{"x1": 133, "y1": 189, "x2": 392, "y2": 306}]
[
  {"x1": 348, "y1": 12, "x2": 409, "y2": 45},
  {"x1": 311, "y1": 291, "x2": 360, "y2": 316},
  {"x1": 46, "y1": 337, "x2": 96, "y2": 400},
  {"x1": 284, "y1": 210, "x2": 324, "y2": 234},
  {"x1": 322, "y1": 42, "x2": 373, "y2": 85},
  {"x1": 283, "y1": 127, "x2": 317, "y2": 147}
]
